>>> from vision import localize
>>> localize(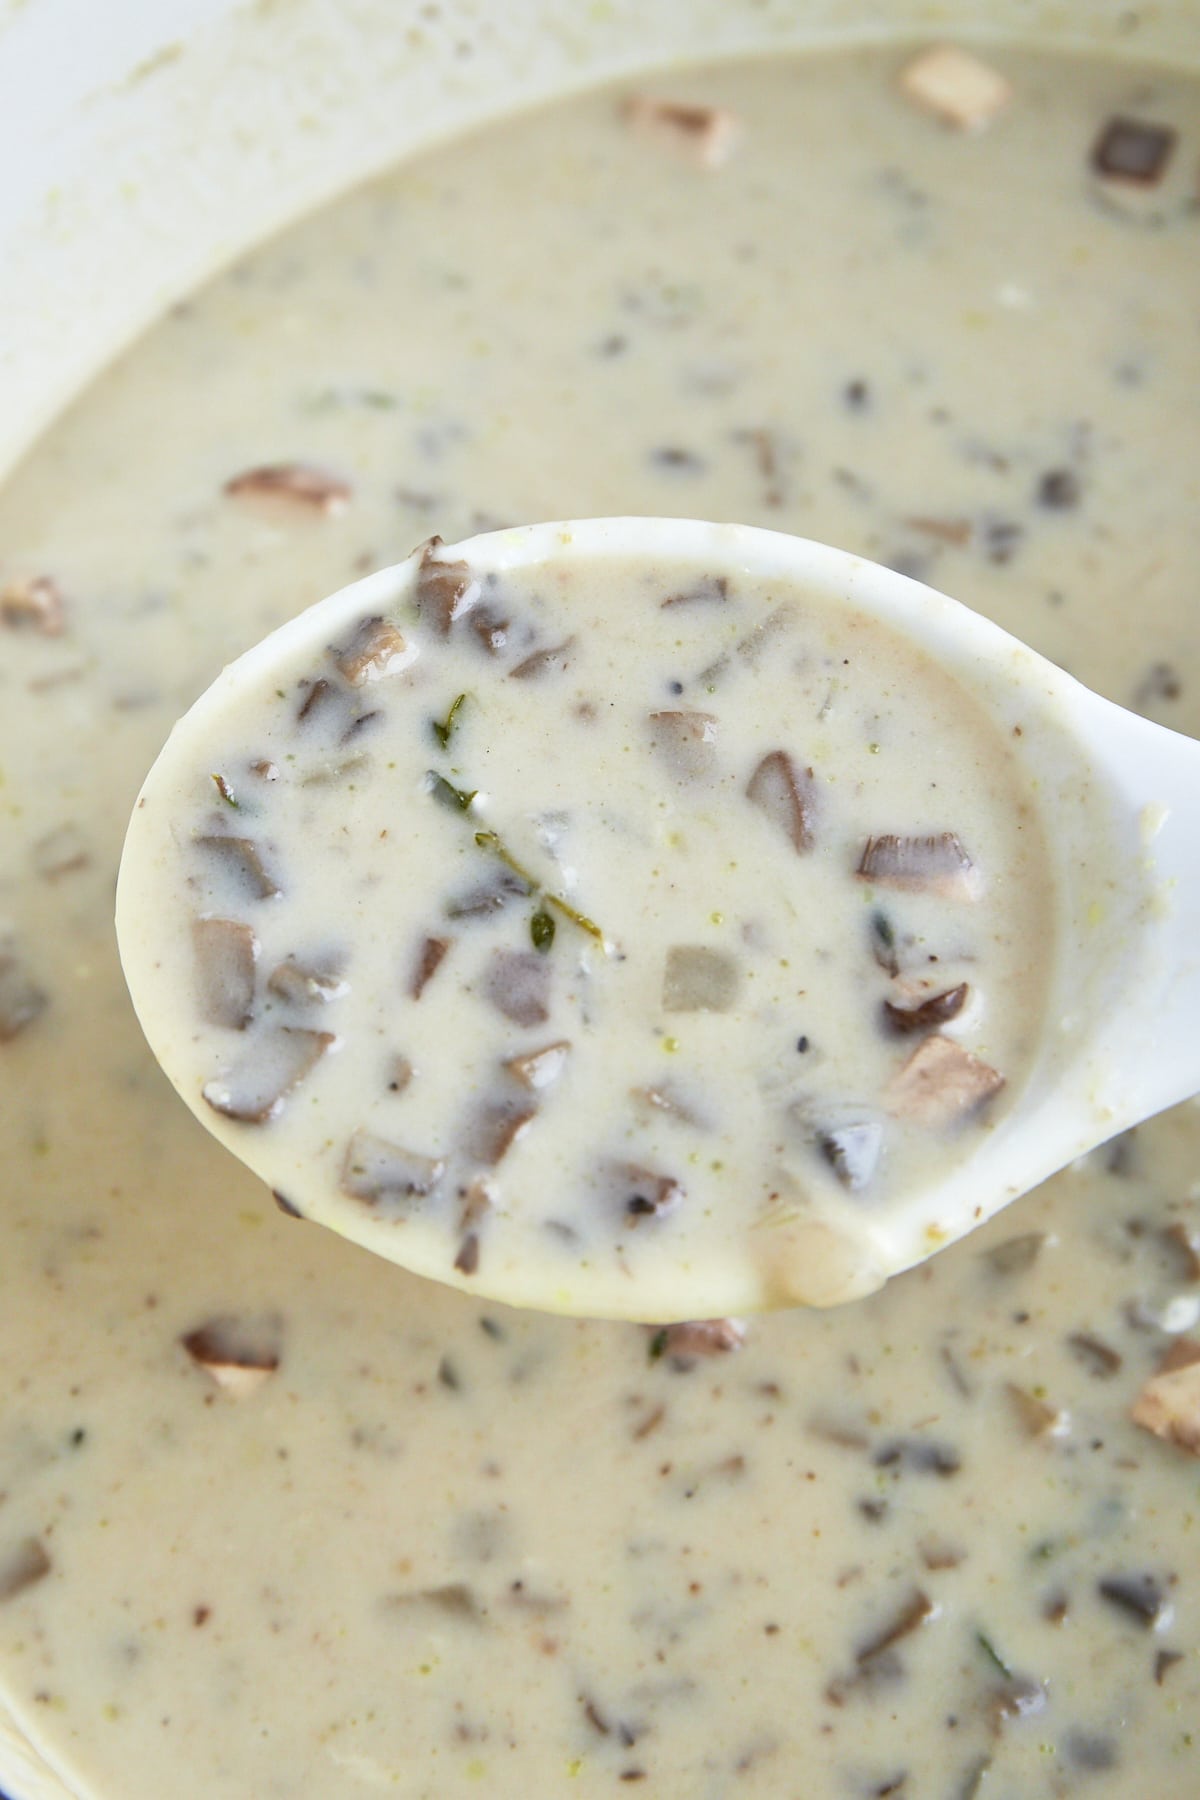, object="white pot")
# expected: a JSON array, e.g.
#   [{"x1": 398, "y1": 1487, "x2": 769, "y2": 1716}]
[{"x1": 1, "y1": 3, "x2": 1196, "y2": 1794}]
